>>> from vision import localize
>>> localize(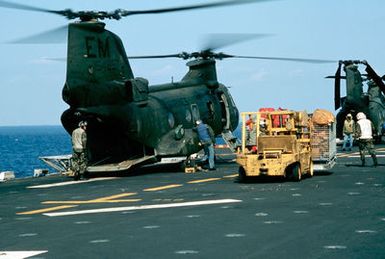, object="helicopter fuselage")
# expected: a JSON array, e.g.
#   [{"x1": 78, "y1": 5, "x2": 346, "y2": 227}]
[
  {"x1": 335, "y1": 63, "x2": 385, "y2": 139},
  {"x1": 60, "y1": 21, "x2": 239, "y2": 166}
]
